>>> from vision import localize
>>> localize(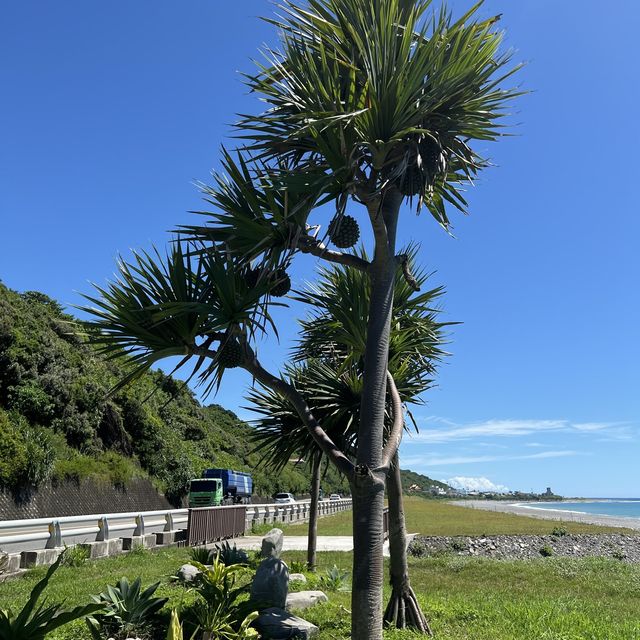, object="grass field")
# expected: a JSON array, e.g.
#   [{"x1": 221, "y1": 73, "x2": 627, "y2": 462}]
[
  {"x1": 277, "y1": 496, "x2": 635, "y2": 537},
  {"x1": 1, "y1": 499, "x2": 638, "y2": 639}
]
